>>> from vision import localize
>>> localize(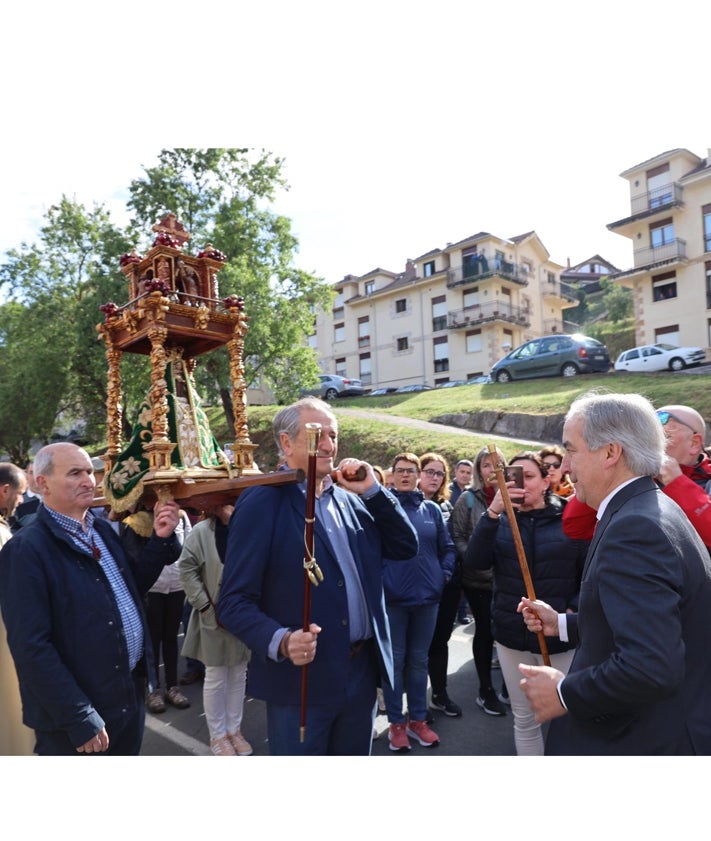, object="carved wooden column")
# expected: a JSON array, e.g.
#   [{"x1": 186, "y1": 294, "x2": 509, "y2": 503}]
[
  {"x1": 143, "y1": 323, "x2": 176, "y2": 472},
  {"x1": 227, "y1": 311, "x2": 257, "y2": 472}
]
